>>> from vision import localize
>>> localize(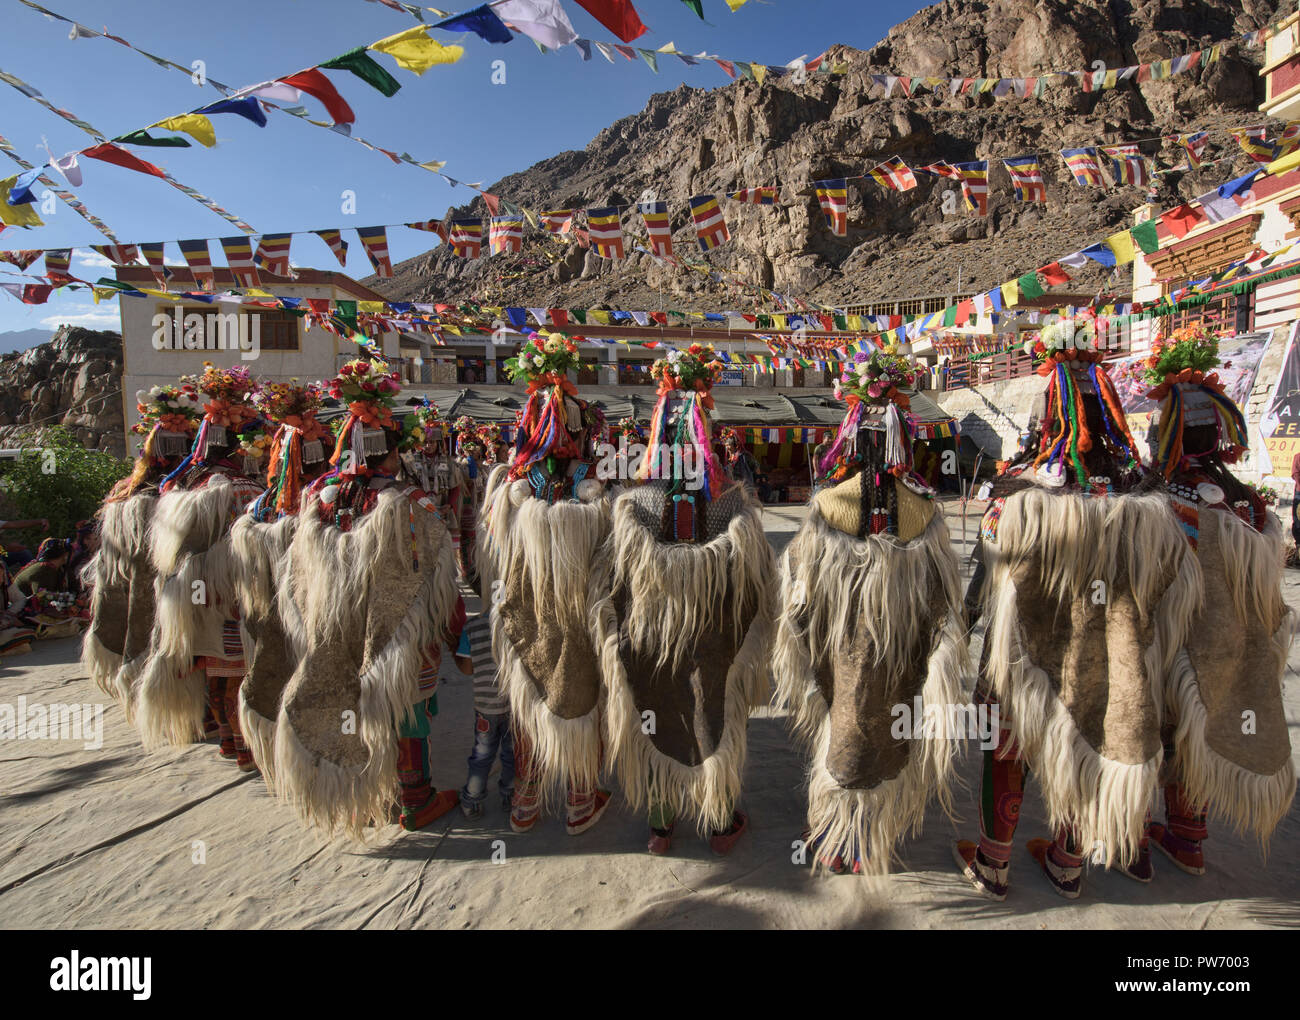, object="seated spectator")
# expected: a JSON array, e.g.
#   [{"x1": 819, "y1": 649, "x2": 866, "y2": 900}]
[{"x1": 14, "y1": 538, "x2": 71, "y2": 598}]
